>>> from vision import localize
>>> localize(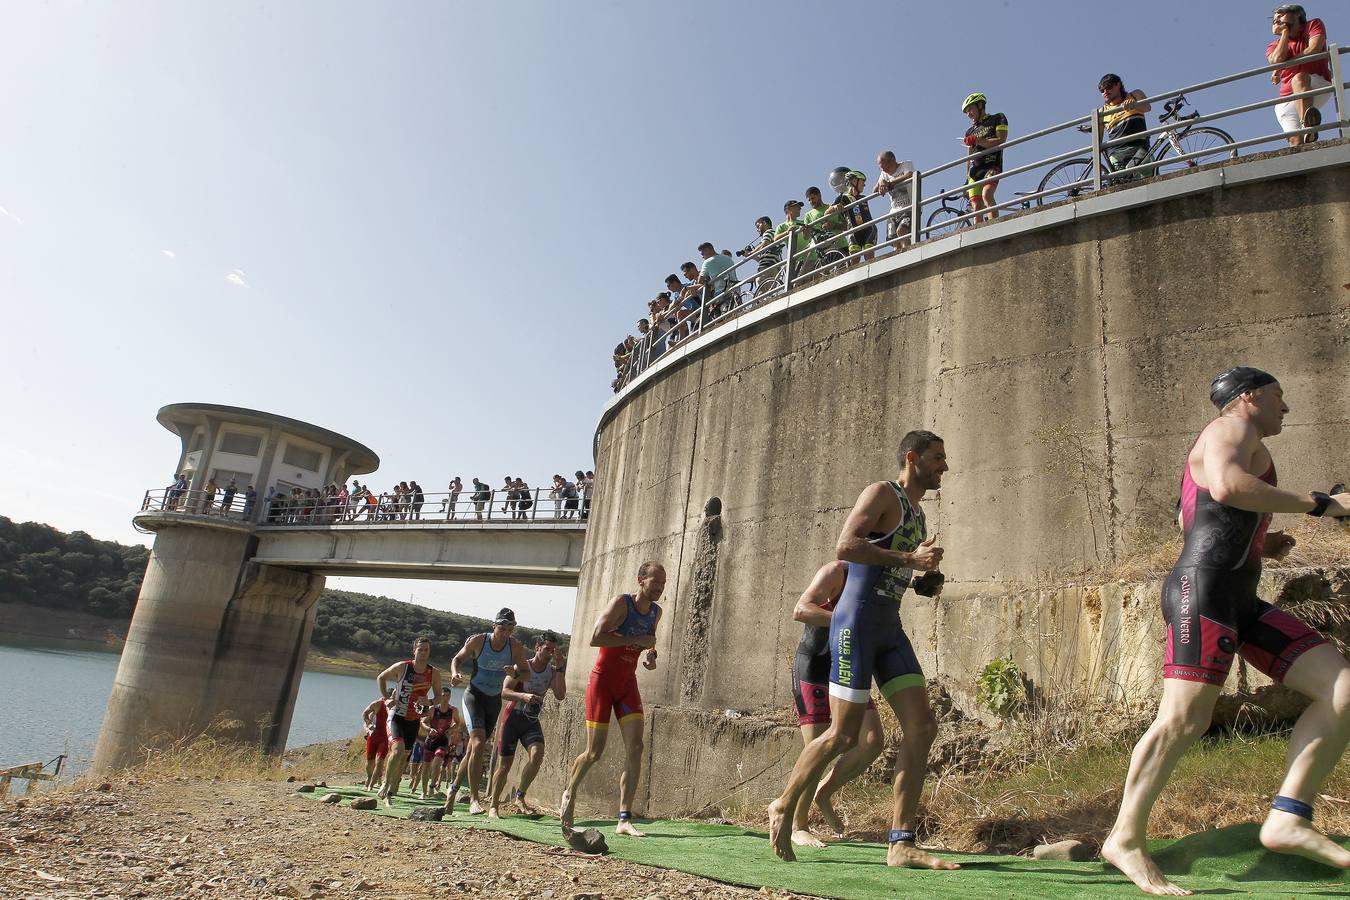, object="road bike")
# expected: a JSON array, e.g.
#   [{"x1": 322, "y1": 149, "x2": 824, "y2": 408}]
[{"x1": 1036, "y1": 94, "x2": 1237, "y2": 204}]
